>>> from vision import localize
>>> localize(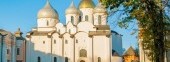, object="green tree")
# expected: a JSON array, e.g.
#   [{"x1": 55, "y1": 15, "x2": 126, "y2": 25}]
[{"x1": 100, "y1": 0, "x2": 170, "y2": 62}]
